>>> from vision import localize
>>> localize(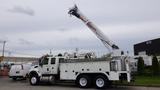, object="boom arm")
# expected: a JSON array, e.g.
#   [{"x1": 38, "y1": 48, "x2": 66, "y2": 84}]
[{"x1": 68, "y1": 5, "x2": 119, "y2": 51}]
